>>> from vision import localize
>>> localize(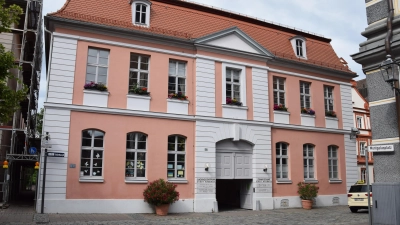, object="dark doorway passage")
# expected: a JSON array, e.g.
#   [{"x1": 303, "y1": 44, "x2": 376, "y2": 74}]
[
  {"x1": 216, "y1": 179, "x2": 252, "y2": 211},
  {"x1": 8, "y1": 161, "x2": 37, "y2": 208}
]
